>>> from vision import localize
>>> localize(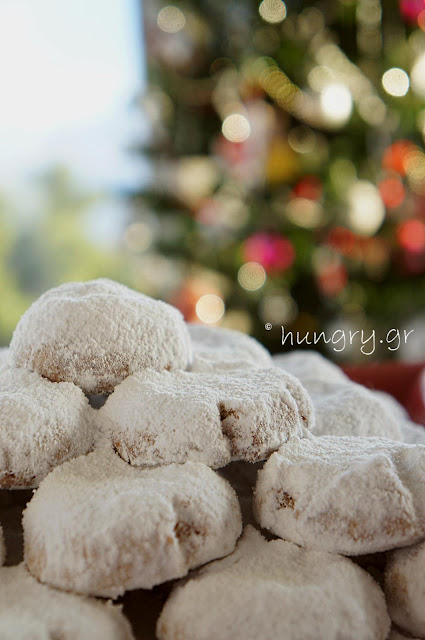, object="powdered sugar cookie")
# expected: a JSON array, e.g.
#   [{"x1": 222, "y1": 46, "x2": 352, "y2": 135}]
[
  {"x1": 157, "y1": 525, "x2": 390, "y2": 640},
  {"x1": 0, "y1": 564, "x2": 133, "y2": 639},
  {"x1": 373, "y1": 390, "x2": 409, "y2": 421},
  {"x1": 384, "y1": 539, "x2": 425, "y2": 638},
  {"x1": 99, "y1": 367, "x2": 314, "y2": 469},
  {"x1": 254, "y1": 433, "x2": 425, "y2": 555},
  {"x1": 189, "y1": 324, "x2": 272, "y2": 372},
  {"x1": 310, "y1": 382, "x2": 404, "y2": 440},
  {"x1": 23, "y1": 447, "x2": 242, "y2": 598},
  {"x1": 273, "y1": 350, "x2": 348, "y2": 391},
  {"x1": 400, "y1": 420, "x2": 425, "y2": 445},
  {"x1": 9, "y1": 279, "x2": 192, "y2": 394},
  {"x1": 0, "y1": 365, "x2": 95, "y2": 488}
]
